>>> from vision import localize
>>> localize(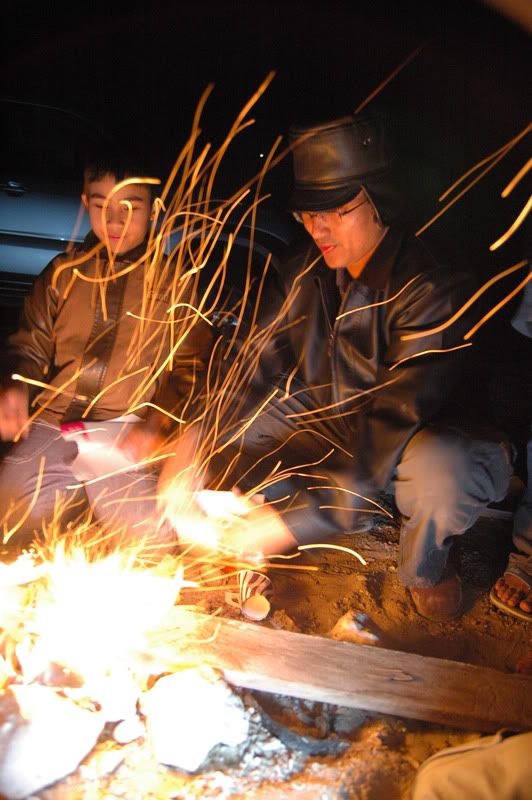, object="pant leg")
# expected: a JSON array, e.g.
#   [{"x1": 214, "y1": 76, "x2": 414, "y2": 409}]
[
  {"x1": 394, "y1": 425, "x2": 512, "y2": 587},
  {"x1": 513, "y1": 429, "x2": 532, "y2": 555},
  {"x1": 0, "y1": 420, "x2": 89, "y2": 549},
  {"x1": 83, "y1": 467, "x2": 177, "y2": 561}
]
